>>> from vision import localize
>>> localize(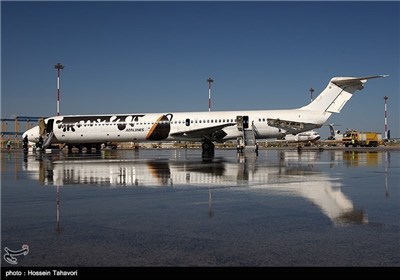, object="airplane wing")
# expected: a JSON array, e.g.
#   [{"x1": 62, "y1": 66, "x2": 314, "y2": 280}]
[
  {"x1": 170, "y1": 123, "x2": 235, "y2": 141},
  {"x1": 267, "y1": 118, "x2": 321, "y2": 134}
]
